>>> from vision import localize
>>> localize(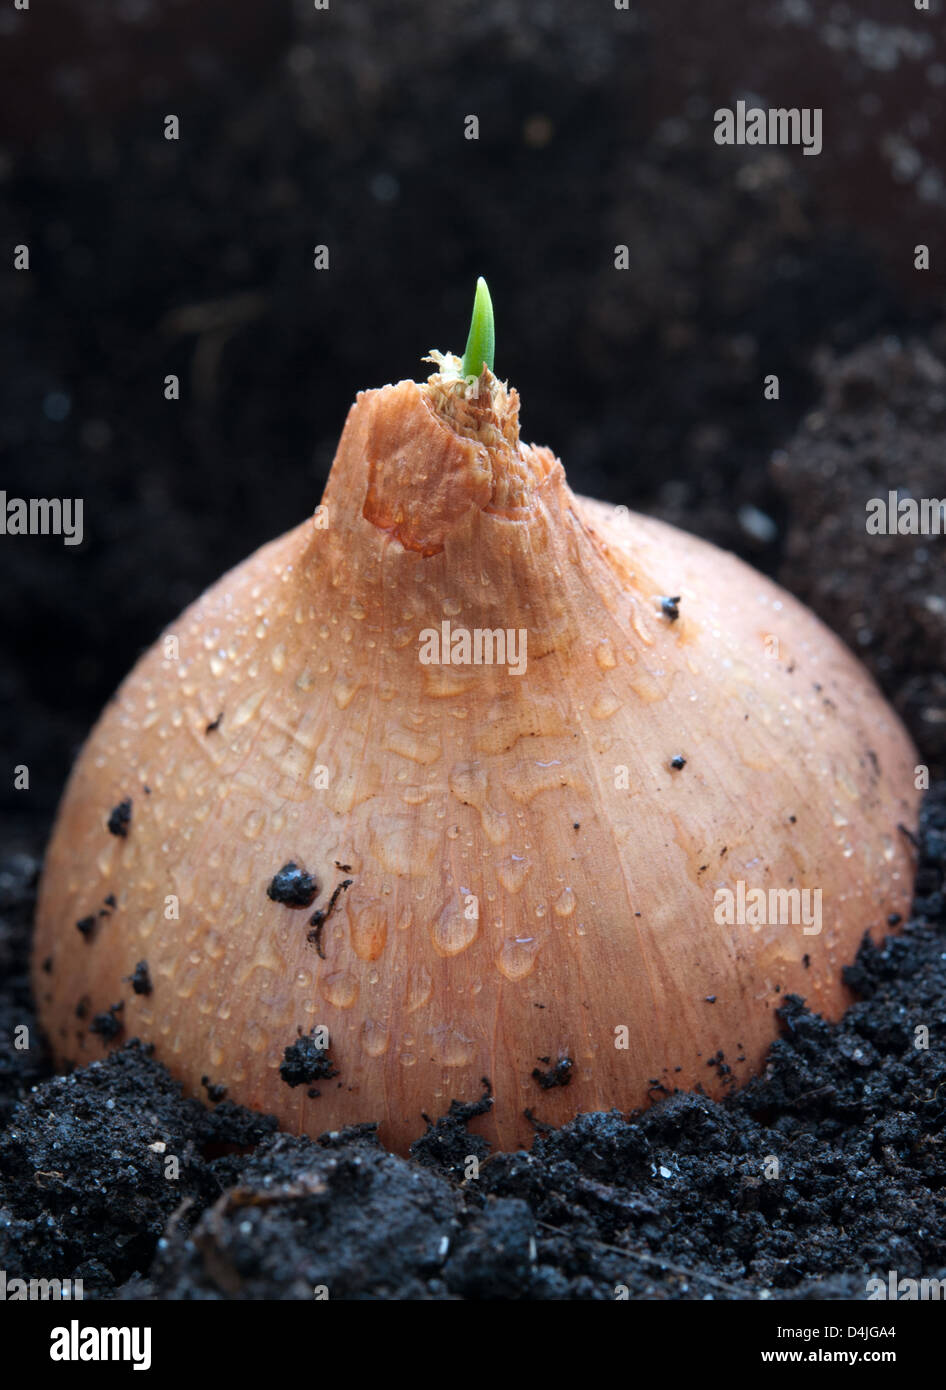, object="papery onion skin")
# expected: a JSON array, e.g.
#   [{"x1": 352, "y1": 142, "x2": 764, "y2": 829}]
[{"x1": 33, "y1": 367, "x2": 919, "y2": 1154}]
